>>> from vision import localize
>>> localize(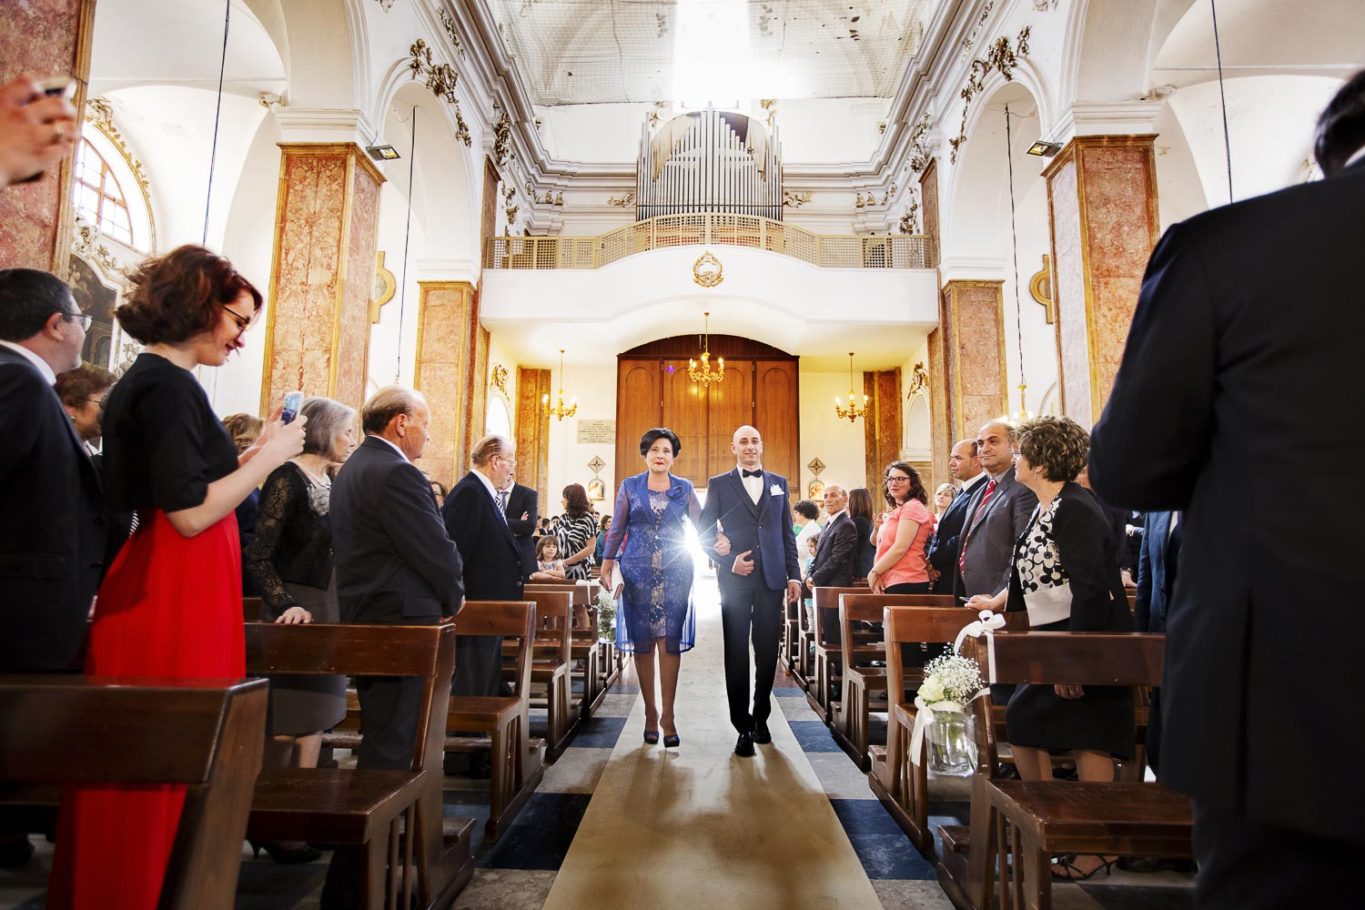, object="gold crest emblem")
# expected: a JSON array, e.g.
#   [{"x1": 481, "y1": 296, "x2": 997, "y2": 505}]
[{"x1": 692, "y1": 250, "x2": 724, "y2": 288}]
